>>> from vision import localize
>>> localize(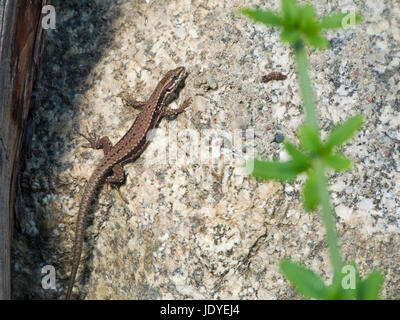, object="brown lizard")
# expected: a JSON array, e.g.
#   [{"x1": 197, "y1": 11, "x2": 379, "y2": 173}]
[{"x1": 66, "y1": 66, "x2": 190, "y2": 299}]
